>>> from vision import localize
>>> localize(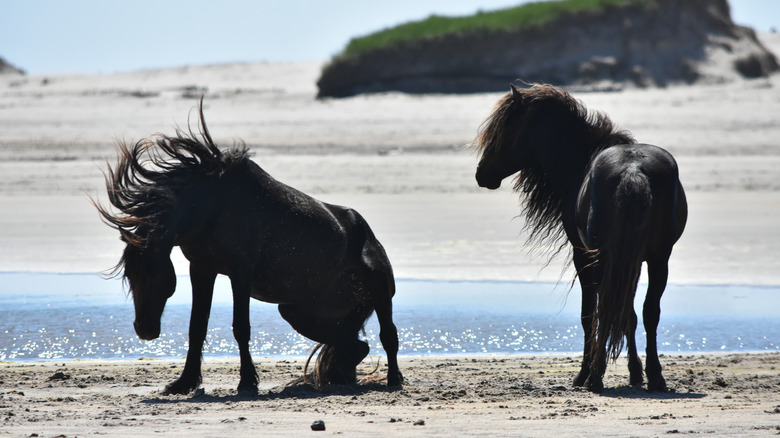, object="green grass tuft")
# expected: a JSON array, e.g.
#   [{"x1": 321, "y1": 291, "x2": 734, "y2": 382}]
[{"x1": 341, "y1": 0, "x2": 653, "y2": 58}]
